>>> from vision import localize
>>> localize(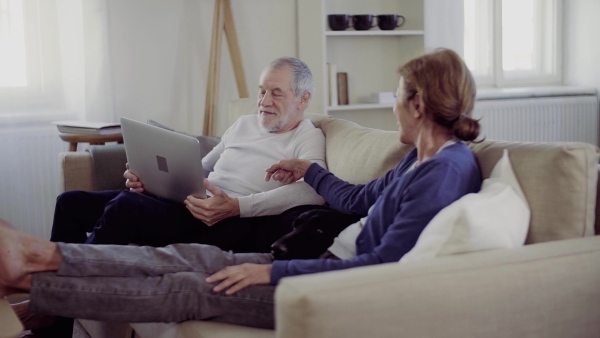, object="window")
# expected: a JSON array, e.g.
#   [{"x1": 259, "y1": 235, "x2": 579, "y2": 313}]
[
  {"x1": 0, "y1": 0, "x2": 26, "y2": 87},
  {"x1": 0, "y1": 0, "x2": 64, "y2": 116},
  {"x1": 464, "y1": 0, "x2": 562, "y2": 87}
]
